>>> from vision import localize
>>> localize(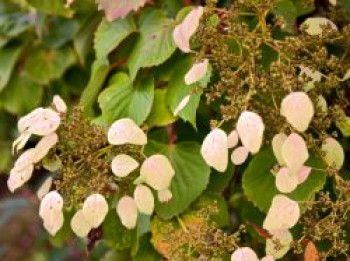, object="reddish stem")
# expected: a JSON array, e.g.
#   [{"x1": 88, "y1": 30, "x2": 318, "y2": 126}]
[{"x1": 109, "y1": 59, "x2": 127, "y2": 70}]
